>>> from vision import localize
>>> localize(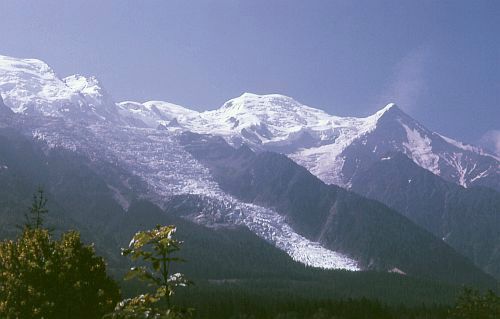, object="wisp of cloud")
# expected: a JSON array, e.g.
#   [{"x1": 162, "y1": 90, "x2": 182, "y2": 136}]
[{"x1": 379, "y1": 46, "x2": 431, "y2": 112}]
